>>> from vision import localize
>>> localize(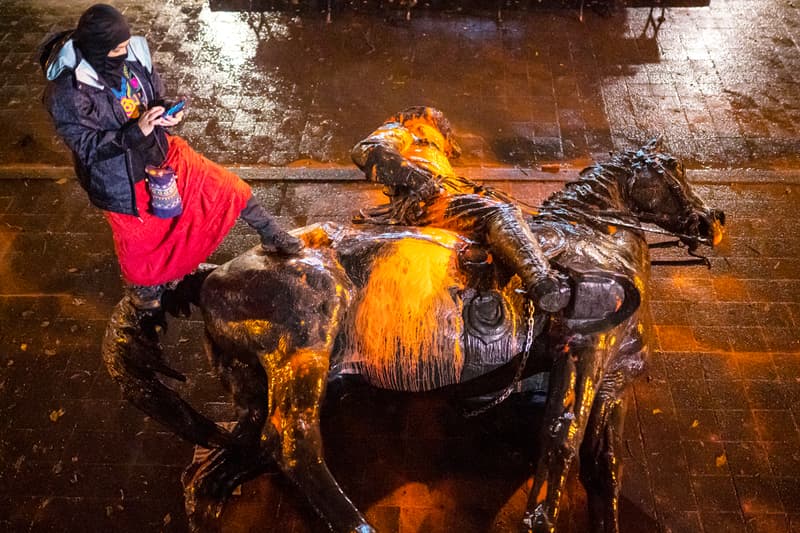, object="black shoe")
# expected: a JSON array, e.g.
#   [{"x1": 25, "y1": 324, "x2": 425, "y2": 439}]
[
  {"x1": 128, "y1": 284, "x2": 164, "y2": 311},
  {"x1": 261, "y1": 231, "x2": 304, "y2": 255},
  {"x1": 561, "y1": 270, "x2": 641, "y2": 334}
]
